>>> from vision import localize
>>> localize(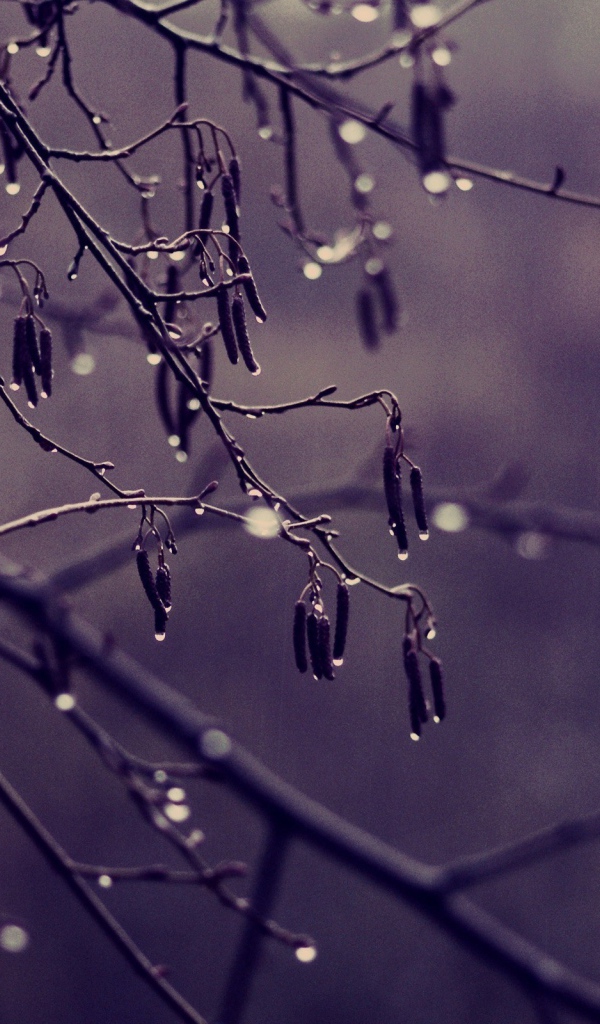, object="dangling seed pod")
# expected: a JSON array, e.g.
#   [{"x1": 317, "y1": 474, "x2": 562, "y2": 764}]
[
  {"x1": 318, "y1": 615, "x2": 335, "y2": 681},
  {"x1": 24, "y1": 315, "x2": 41, "y2": 375},
  {"x1": 410, "y1": 466, "x2": 429, "y2": 539},
  {"x1": 163, "y1": 265, "x2": 179, "y2": 329},
  {"x1": 221, "y1": 173, "x2": 240, "y2": 241},
  {"x1": 155, "y1": 358, "x2": 176, "y2": 440},
  {"x1": 403, "y1": 636, "x2": 428, "y2": 737},
  {"x1": 293, "y1": 600, "x2": 308, "y2": 674},
  {"x1": 411, "y1": 80, "x2": 449, "y2": 189},
  {"x1": 155, "y1": 563, "x2": 172, "y2": 613},
  {"x1": 39, "y1": 327, "x2": 53, "y2": 398},
  {"x1": 199, "y1": 189, "x2": 214, "y2": 231},
  {"x1": 229, "y1": 156, "x2": 241, "y2": 204},
  {"x1": 21, "y1": 344, "x2": 38, "y2": 408},
  {"x1": 232, "y1": 294, "x2": 260, "y2": 375},
  {"x1": 216, "y1": 285, "x2": 239, "y2": 365},
  {"x1": 199, "y1": 338, "x2": 213, "y2": 391},
  {"x1": 136, "y1": 550, "x2": 163, "y2": 612},
  {"x1": 154, "y1": 604, "x2": 168, "y2": 641},
  {"x1": 11, "y1": 315, "x2": 27, "y2": 390},
  {"x1": 429, "y1": 658, "x2": 446, "y2": 722},
  {"x1": 371, "y1": 265, "x2": 399, "y2": 334},
  {"x1": 356, "y1": 288, "x2": 379, "y2": 350},
  {"x1": 383, "y1": 444, "x2": 408, "y2": 558},
  {"x1": 306, "y1": 611, "x2": 323, "y2": 680},
  {"x1": 332, "y1": 582, "x2": 349, "y2": 666},
  {"x1": 237, "y1": 256, "x2": 267, "y2": 323}
]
